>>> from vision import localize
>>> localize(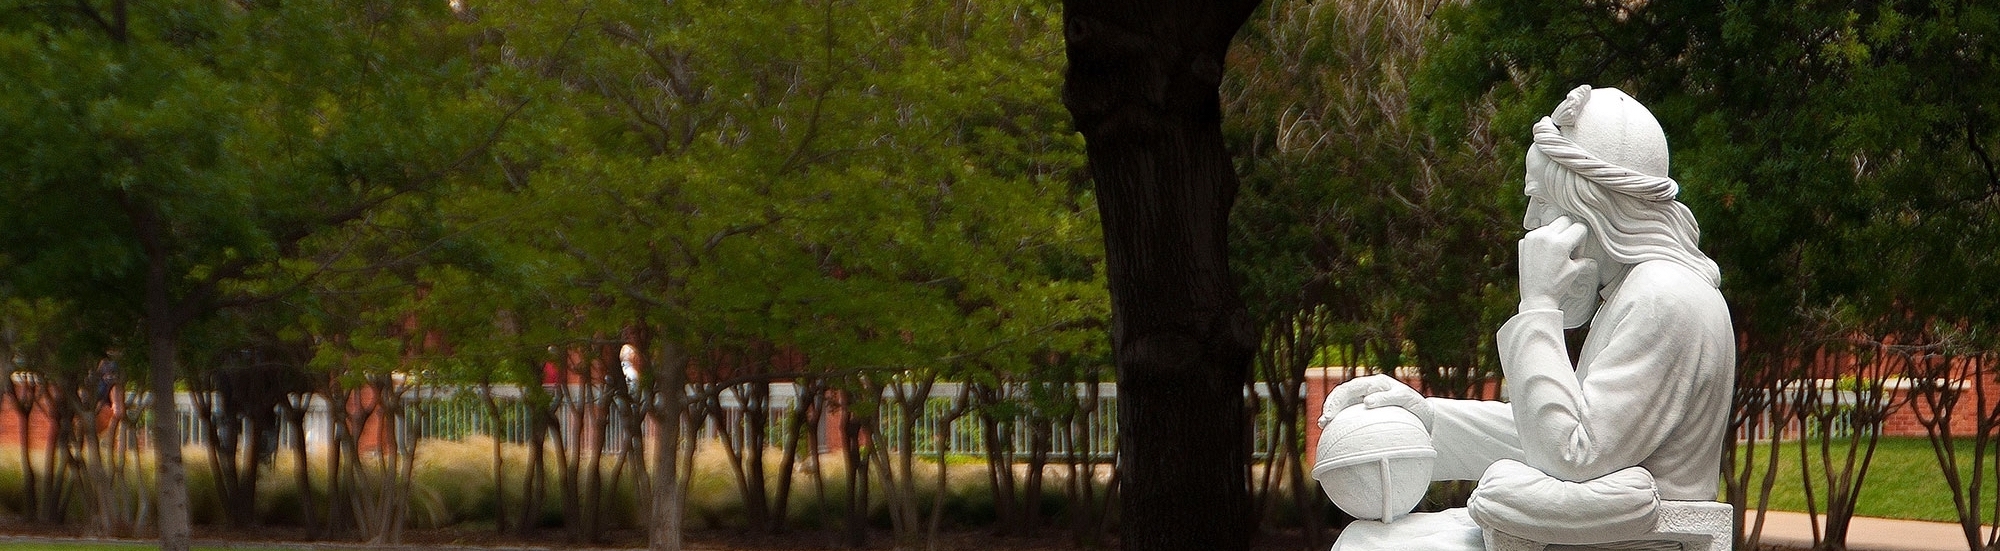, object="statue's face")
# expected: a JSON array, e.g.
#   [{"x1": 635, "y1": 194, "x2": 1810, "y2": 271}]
[
  {"x1": 1522, "y1": 146, "x2": 1566, "y2": 230},
  {"x1": 1524, "y1": 145, "x2": 1605, "y2": 329},
  {"x1": 1523, "y1": 145, "x2": 1619, "y2": 272}
]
